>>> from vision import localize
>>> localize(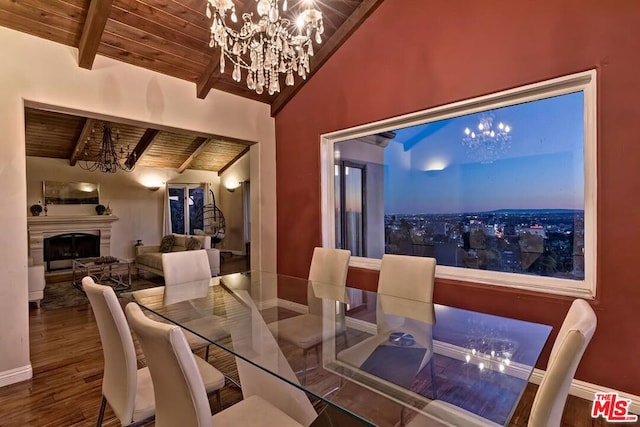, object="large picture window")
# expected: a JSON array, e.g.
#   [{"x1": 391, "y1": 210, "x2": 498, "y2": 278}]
[{"x1": 321, "y1": 70, "x2": 597, "y2": 298}]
